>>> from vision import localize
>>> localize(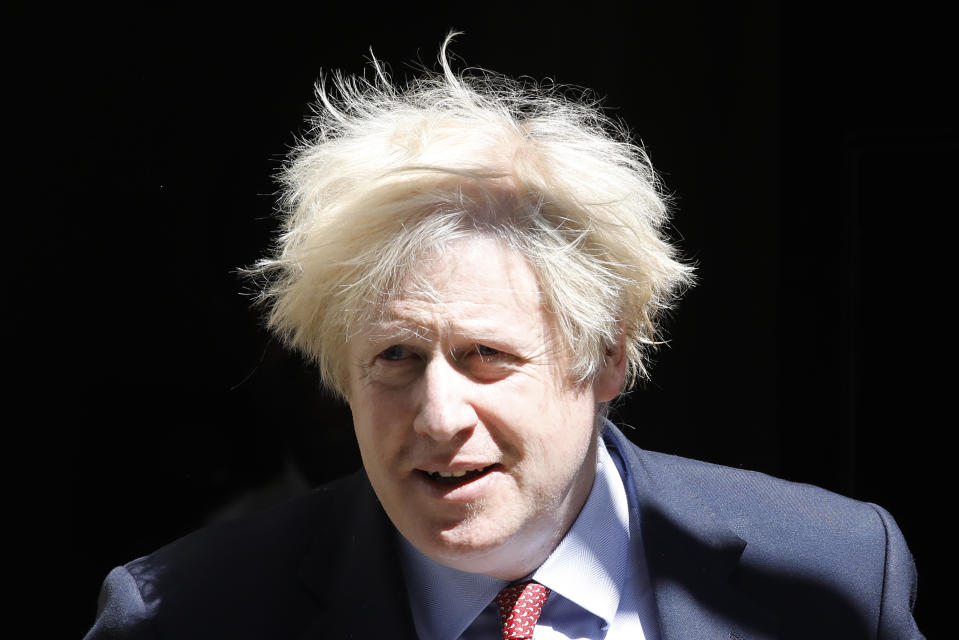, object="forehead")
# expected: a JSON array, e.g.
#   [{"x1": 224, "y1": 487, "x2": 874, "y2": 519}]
[{"x1": 361, "y1": 238, "x2": 546, "y2": 342}]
